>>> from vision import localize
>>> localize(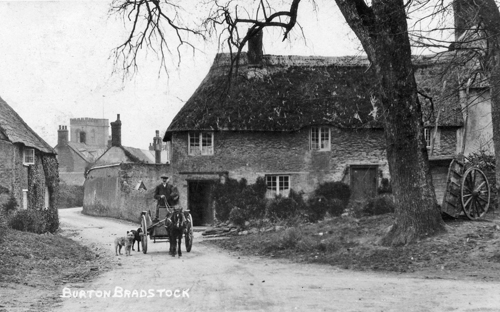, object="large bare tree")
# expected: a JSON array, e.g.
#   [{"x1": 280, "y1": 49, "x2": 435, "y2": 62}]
[
  {"x1": 112, "y1": 0, "x2": 448, "y2": 245},
  {"x1": 332, "y1": 1, "x2": 446, "y2": 245}
]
